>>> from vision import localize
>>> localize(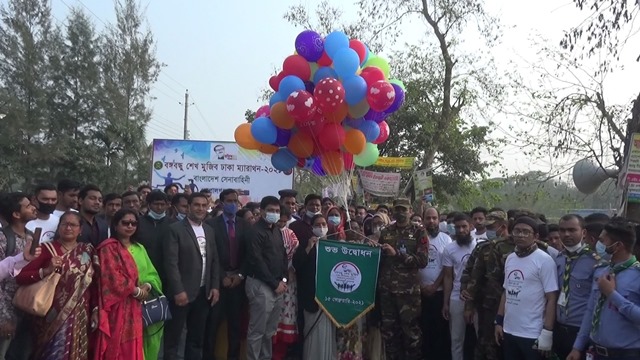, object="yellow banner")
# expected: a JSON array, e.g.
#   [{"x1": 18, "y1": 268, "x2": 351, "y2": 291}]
[{"x1": 374, "y1": 157, "x2": 415, "y2": 169}]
